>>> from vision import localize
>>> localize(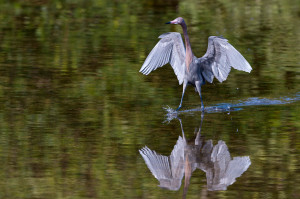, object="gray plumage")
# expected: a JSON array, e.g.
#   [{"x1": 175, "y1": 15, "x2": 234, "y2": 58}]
[
  {"x1": 140, "y1": 32, "x2": 186, "y2": 85},
  {"x1": 139, "y1": 116, "x2": 251, "y2": 194},
  {"x1": 139, "y1": 17, "x2": 252, "y2": 111},
  {"x1": 206, "y1": 140, "x2": 251, "y2": 191},
  {"x1": 139, "y1": 136, "x2": 185, "y2": 190}
]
